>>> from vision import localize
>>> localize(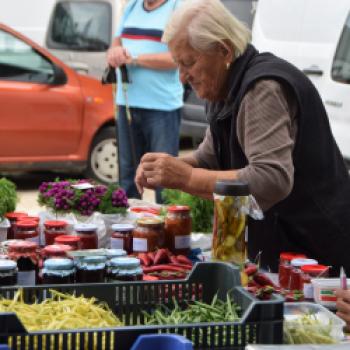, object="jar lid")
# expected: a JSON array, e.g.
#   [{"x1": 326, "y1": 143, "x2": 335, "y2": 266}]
[
  {"x1": 80, "y1": 255, "x2": 107, "y2": 264},
  {"x1": 301, "y1": 264, "x2": 329, "y2": 274},
  {"x1": 44, "y1": 258, "x2": 74, "y2": 270},
  {"x1": 55, "y1": 235, "x2": 81, "y2": 244},
  {"x1": 105, "y1": 249, "x2": 127, "y2": 258},
  {"x1": 280, "y1": 252, "x2": 307, "y2": 261},
  {"x1": 0, "y1": 259, "x2": 17, "y2": 271},
  {"x1": 5, "y1": 212, "x2": 28, "y2": 220},
  {"x1": 214, "y1": 180, "x2": 250, "y2": 196},
  {"x1": 130, "y1": 206, "x2": 161, "y2": 215},
  {"x1": 44, "y1": 220, "x2": 68, "y2": 228},
  {"x1": 7, "y1": 240, "x2": 38, "y2": 252},
  {"x1": 167, "y1": 205, "x2": 190, "y2": 212},
  {"x1": 109, "y1": 257, "x2": 140, "y2": 268},
  {"x1": 111, "y1": 223, "x2": 134, "y2": 232},
  {"x1": 42, "y1": 244, "x2": 73, "y2": 255},
  {"x1": 137, "y1": 217, "x2": 164, "y2": 226},
  {"x1": 74, "y1": 223, "x2": 98, "y2": 232},
  {"x1": 291, "y1": 258, "x2": 318, "y2": 267},
  {"x1": 16, "y1": 220, "x2": 39, "y2": 229},
  {"x1": 18, "y1": 216, "x2": 40, "y2": 223}
]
